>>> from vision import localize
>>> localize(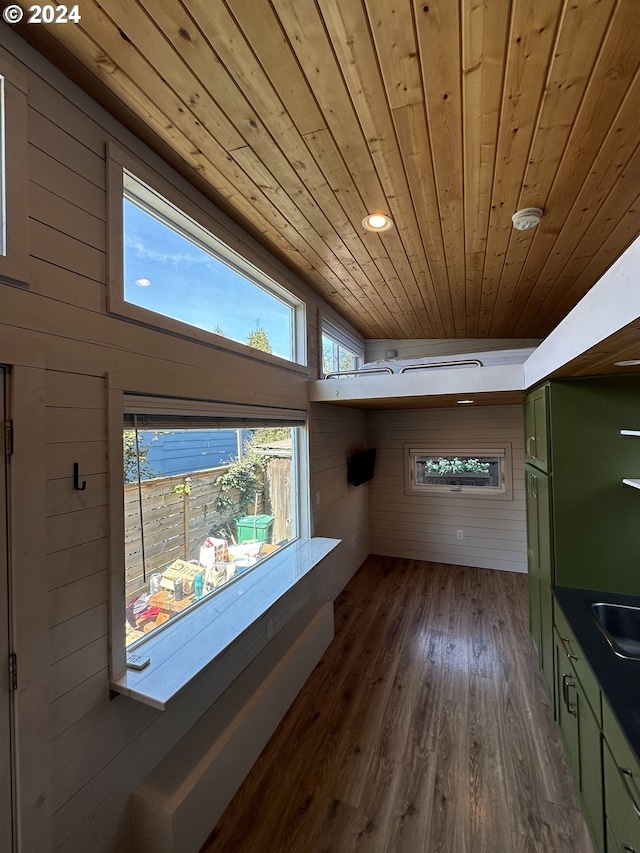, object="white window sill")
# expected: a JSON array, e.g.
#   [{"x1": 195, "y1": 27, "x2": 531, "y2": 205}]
[{"x1": 109, "y1": 537, "x2": 340, "y2": 709}]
